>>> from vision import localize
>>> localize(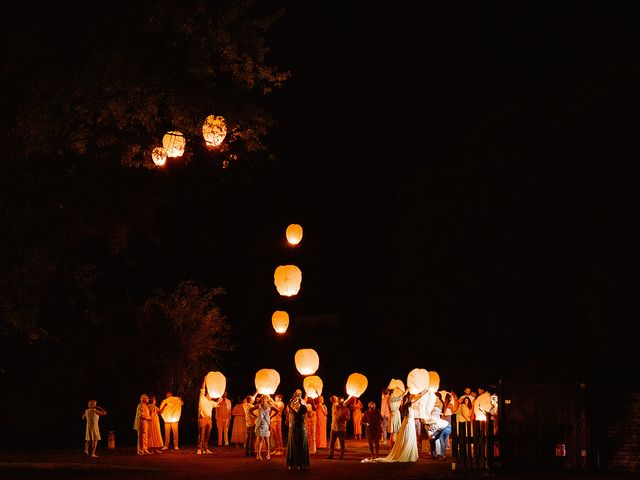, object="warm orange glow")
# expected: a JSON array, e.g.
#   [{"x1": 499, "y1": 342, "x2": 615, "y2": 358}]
[
  {"x1": 388, "y1": 378, "x2": 405, "y2": 396},
  {"x1": 286, "y1": 224, "x2": 303, "y2": 245},
  {"x1": 202, "y1": 115, "x2": 227, "y2": 148},
  {"x1": 294, "y1": 348, "x2": 319, "y2": 375},
  {"x1": 205, "y1": 371, "x2": 226, "y2": 399},
  {"x1": 407, "y1": 368, "x2": 429, "y2": 395},
  {"x1": 428, "y1": 370, "x2": 440, "y2": 393},
  {"x1": 303, "y1": 375, "x2": 323, "y2": 399},
  {"x1": 346, "y1": 373, "x2": 368, "y2": 398},
  {"x1": 160, "y1": 396, "x2": 182, "y2": 423},
  {"x1": 152, "y1": 147, "x2": 167, "y2": 166},
  {"x1": 271, "y1": 311, "x2": 289, "y2": 334},
  {"x1": 162, "y1": 130, "x2": 186, "y2": 158},
  {"x1": 274, "y1": 265, "x2": 302, "y2": 296},
  {"x1": 255, "y1": 368, "x2": 280, "y2": 395}
]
